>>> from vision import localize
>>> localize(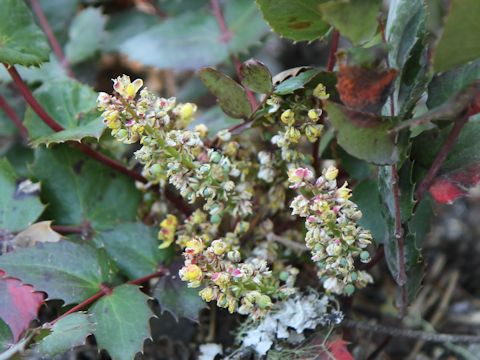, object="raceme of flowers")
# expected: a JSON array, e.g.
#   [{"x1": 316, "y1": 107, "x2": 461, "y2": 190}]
[
  {"x1": 97, "y1": 75, "x2": 252, "y2": 222},
  {"x1": 98, "y1": 75, "x2": 374, "y2": 319},
  {"x1": 289, "y1": 166, "x2": 374, "y2": 296}
]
